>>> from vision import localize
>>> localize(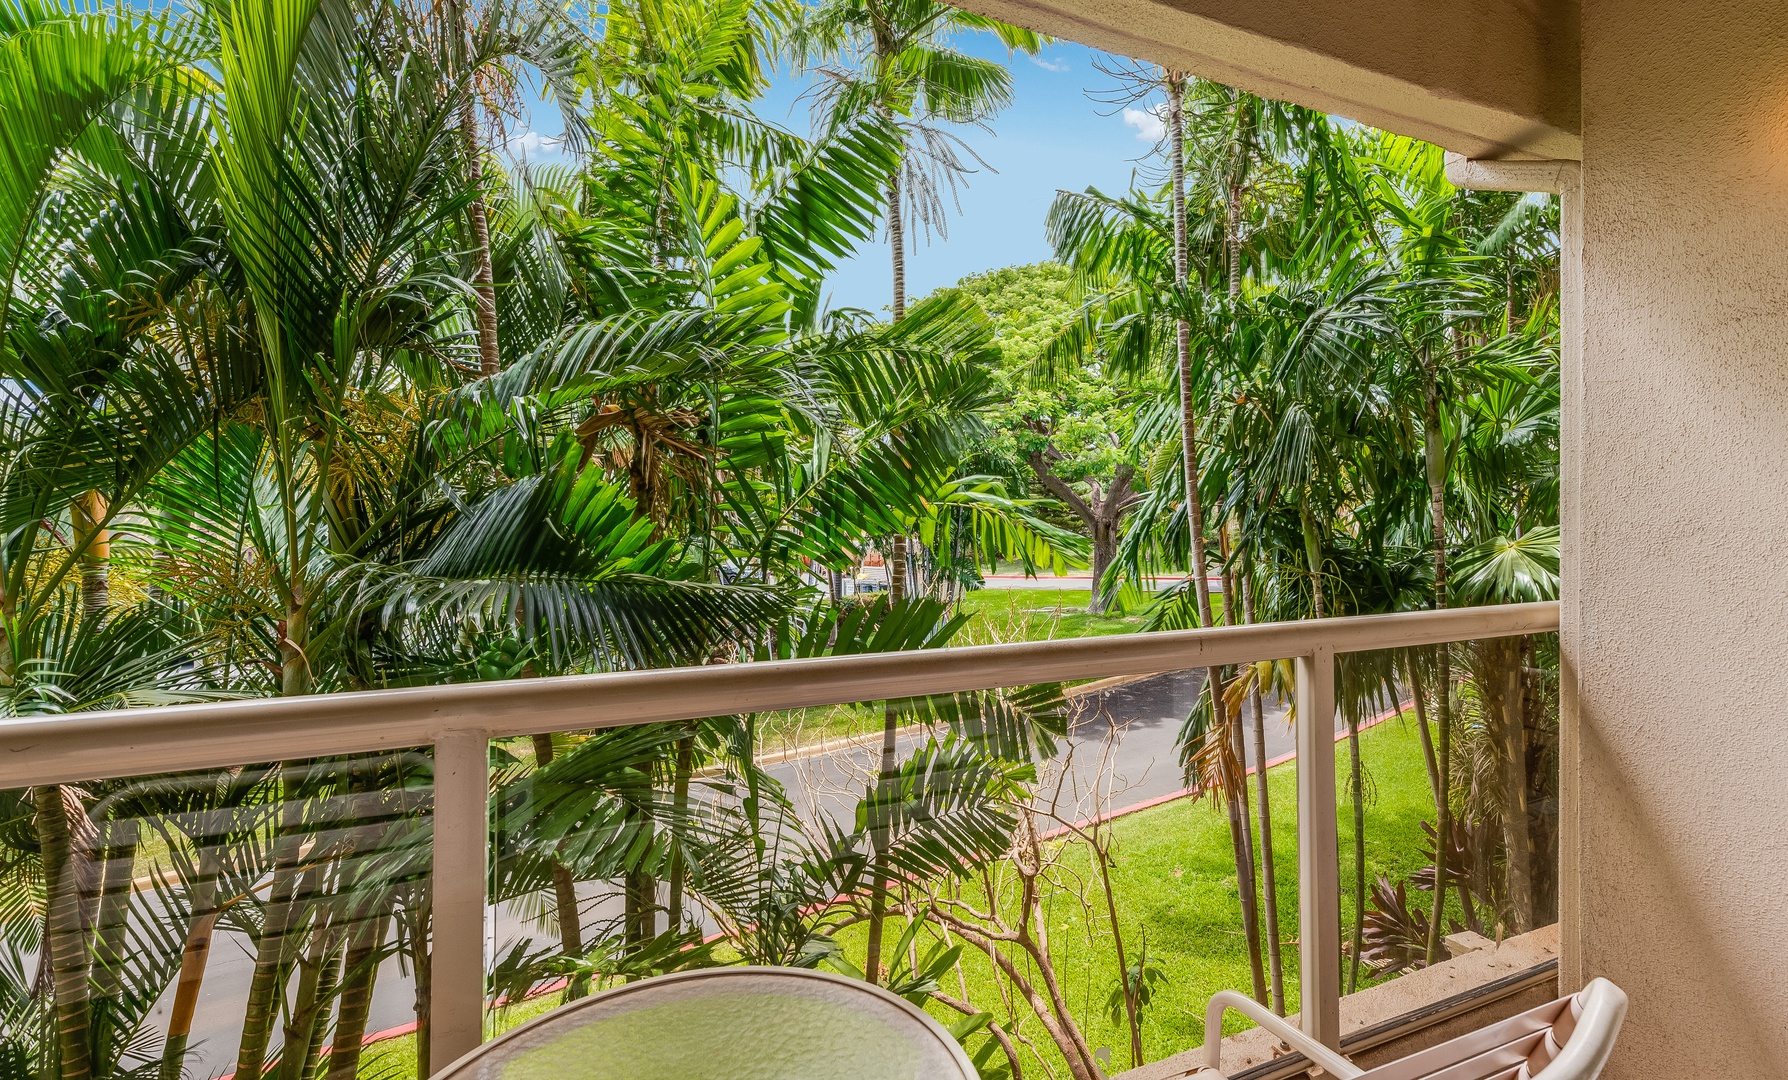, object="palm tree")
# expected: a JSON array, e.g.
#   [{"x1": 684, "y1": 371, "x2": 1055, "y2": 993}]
[{"x1": 794, "y1": 0, "x2": 1041, "y2": 607}]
